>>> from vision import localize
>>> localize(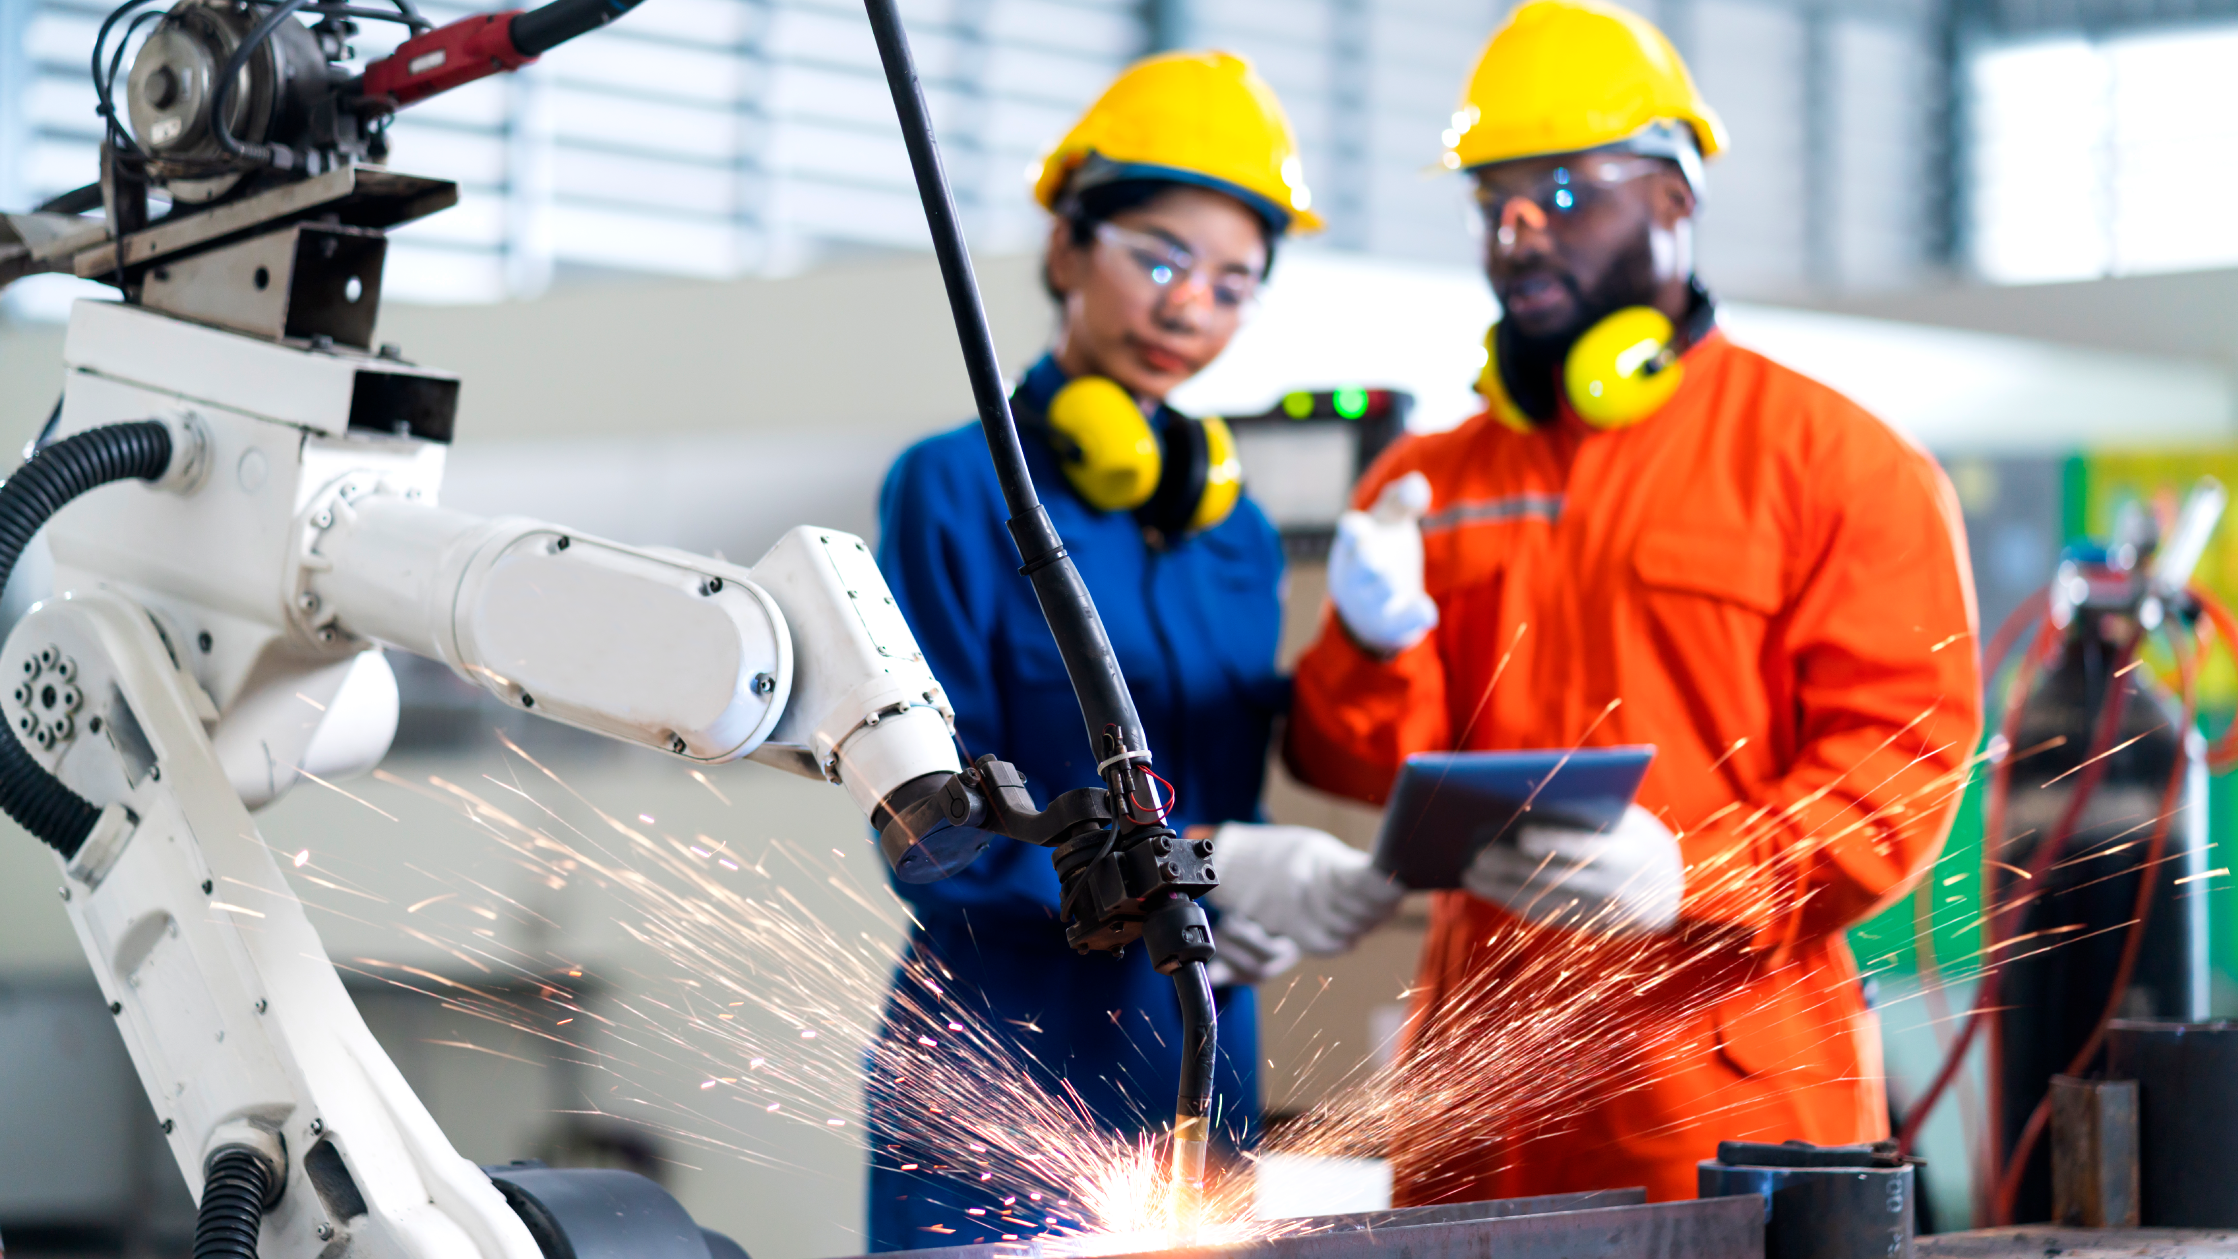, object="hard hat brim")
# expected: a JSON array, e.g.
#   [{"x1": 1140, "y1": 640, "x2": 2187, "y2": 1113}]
[{"x1": 1056, "y1": 155, "x2": 1322, "y2": 236}]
